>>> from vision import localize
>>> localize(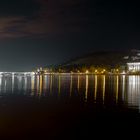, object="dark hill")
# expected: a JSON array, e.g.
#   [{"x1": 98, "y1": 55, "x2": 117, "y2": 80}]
[{"x1": 60, "y1": 49, "x2": 140, "y2": 69}]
